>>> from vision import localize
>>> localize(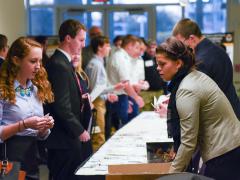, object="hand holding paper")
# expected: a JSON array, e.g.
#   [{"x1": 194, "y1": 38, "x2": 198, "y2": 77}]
[{"x1": 152, "y1": 94, "x2": 170, "y2": 118}]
